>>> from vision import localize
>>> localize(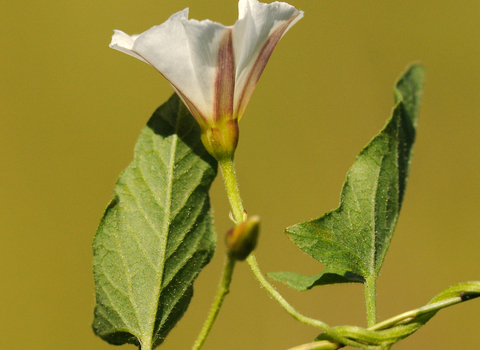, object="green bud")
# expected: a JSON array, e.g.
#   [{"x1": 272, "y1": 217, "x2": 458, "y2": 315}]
[
  {"x1": 200, "y1": 119, "x2": 239, "y2": 161},
  {"x1": 225, "y1": 215, "x2": 260, "y2": 260}
]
